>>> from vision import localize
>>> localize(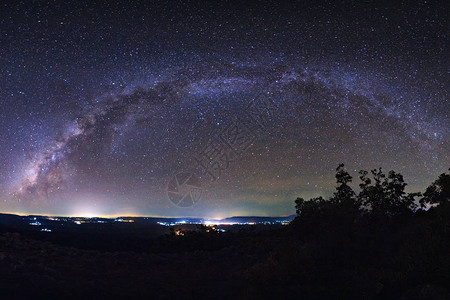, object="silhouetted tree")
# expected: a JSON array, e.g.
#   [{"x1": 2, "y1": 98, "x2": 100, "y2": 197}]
[
  {"x1": 358, "y1": 168, "x2": 417, "y2": 216},
  {"x1": 330, "y1": 163, "x2": 356, "y2": 205},
  {"x1": 289, "y1": 166, "x2": 449, "y2": 298},
  {"x1": 358, "y1": 168, "x2": 385, "y2": 214},
  {"x1": 420, "y1": 170, "x2": 450, "y2": 208},
  {"x1": 295, "y1": 164, "x2": 356, "y2": 217},
  {"x1": 295, "y1": 196, "x2": 328, "y2": 218}
]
